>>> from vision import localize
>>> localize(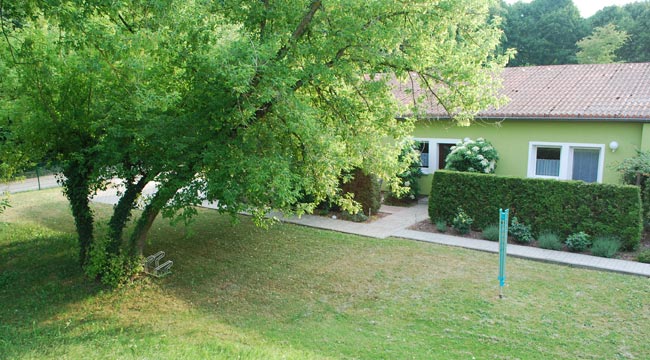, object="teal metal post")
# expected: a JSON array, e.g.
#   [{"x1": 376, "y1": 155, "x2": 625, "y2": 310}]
[
  {"x1": 498, "y1": 208, "x2": 509, "y2": 298},
  {"x1": 36, "y1": 166, "x2": 41, "y2": 190}
]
